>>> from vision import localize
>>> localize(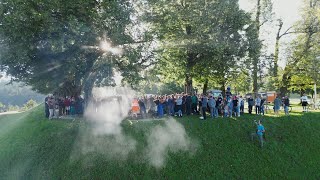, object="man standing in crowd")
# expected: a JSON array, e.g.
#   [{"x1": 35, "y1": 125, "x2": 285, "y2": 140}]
[
  {"x1": 301, "y1": 93, "x2": 308, "y2": 112},
  {"x1": 186, "y1": 93, "x2": 192, "y2": 115},
  {"x1": 274, "y1": 95, "x2": 282, "y2": 116},
  {"x1": 44, "y1": 95, "x2": 49, "y2": 118},
  {"x1": 260, "y1": 97, "x2": 266, "y2": 116},
  {"x1": 191, "y1": 93, "x2": 198, "y2": 114},
  {"x1": 217, "y1": 94, "x2": 223, "y2": 116},
  {"x1": 232, "y1": 96, "x2": 238, "y2": 117},
  {"x1": 248, "y1": 95, "x2": 254, "y2": 114},
  {"x1": 201, "y1": 94, "x2": 208, "y2": 120},
  {"x1": 208, "y1": 95, "x2": 216, "y2": 118},
  {"x1": 284, "y1": 96, "x2": 290, "y2": 115},
  {"x1": 239, "y1": 96, "x2": 244, "y2": 115},
  {"x1": 48, "y1": 95, "x2": 55, "y2": 120},
  {"x1": 255, "y1": 95, "x2": 261, "y2": 115}
]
